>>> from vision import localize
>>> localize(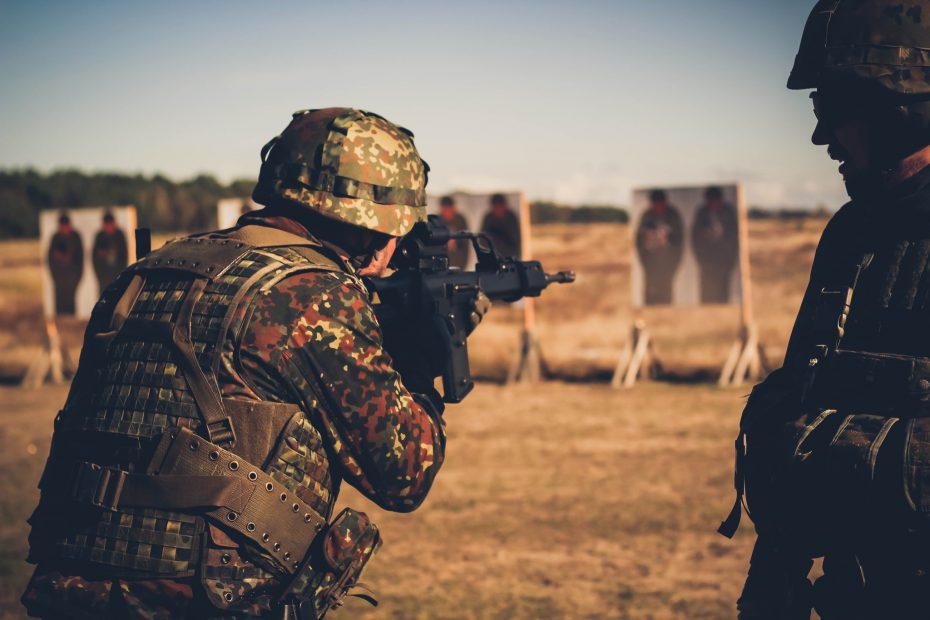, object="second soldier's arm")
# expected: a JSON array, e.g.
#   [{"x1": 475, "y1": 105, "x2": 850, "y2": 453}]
[
  {"x1": 240, "y1": 270, "x2": 445, "y2": 512},
  {"x1": 737, "y1": 203, "x2": 864, "y2": 616}
]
